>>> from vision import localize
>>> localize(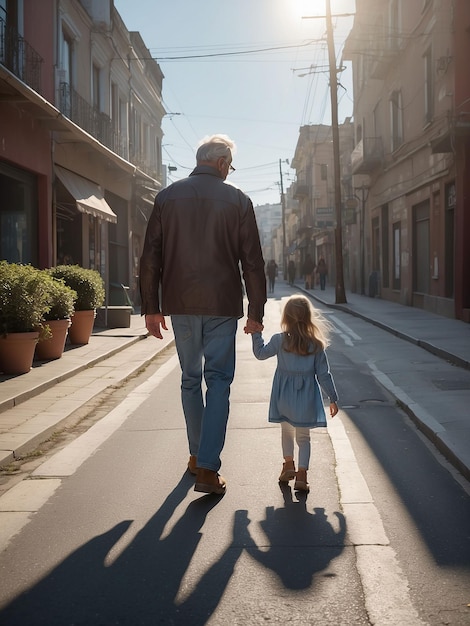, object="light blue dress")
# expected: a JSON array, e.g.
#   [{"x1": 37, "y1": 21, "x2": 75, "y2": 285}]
[{"x1": 252, "y1": 332, "x2": 338, "y2": 428}]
